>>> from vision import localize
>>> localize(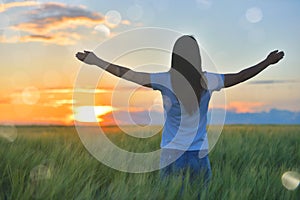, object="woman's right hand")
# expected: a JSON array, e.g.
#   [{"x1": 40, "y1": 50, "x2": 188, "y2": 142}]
[{"x1": 76, "y1": 50, "x2": 99, "y2": 65}]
